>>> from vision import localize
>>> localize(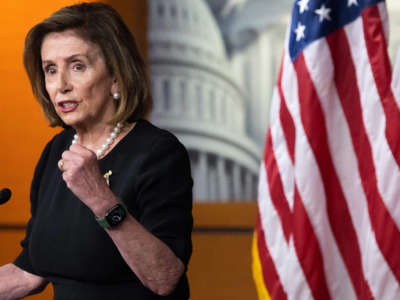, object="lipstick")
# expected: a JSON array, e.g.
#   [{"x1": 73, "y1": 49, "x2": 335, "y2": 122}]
[{"x1": 58, "y1": 100, "x2": 78, "y2": 113}]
